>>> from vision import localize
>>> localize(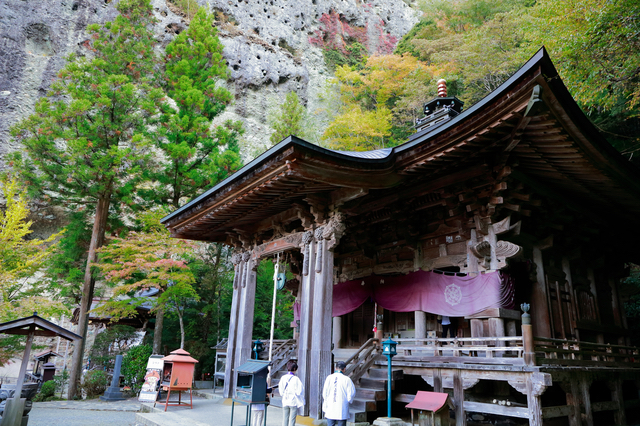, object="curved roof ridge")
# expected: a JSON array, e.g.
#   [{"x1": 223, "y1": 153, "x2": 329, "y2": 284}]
[{"x1": 329, "y1": 147, "x2": 393, "y2": 159}]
